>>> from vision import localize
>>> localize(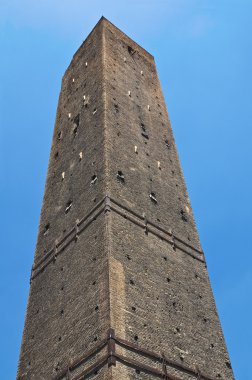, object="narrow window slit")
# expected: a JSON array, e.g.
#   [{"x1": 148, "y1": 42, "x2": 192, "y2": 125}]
[
  {"x1": 116, "y1": 171, "x2": 125, "y2": 182},
  {"x1": 73, "y1": 114, "x2": 80, "y2": 137},
  {"x1": 90, "y1": 175, "x2": 97, "y2": 185},
  {"x1": 180, "y1": 209, "x2": 188, "y2": 222},
  {"x1": 128, "y1": 45, "x2": 136, "y2": 56},
  {"x1": 165, "y1": 139, "x2": 171, "y2": 149},
  {"x1": 43, "y1": 223, "x2": 50, "y2": 236}
]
